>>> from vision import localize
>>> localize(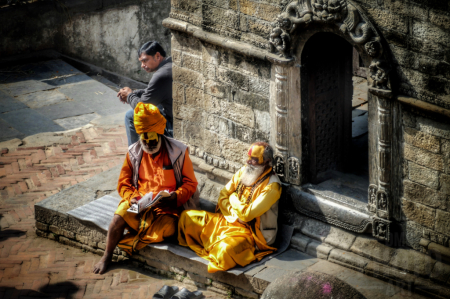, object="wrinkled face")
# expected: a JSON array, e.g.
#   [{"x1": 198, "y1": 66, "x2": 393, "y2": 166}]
[{"x1": 139, "y1": 53, "x2": 162, "y2": 73}]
